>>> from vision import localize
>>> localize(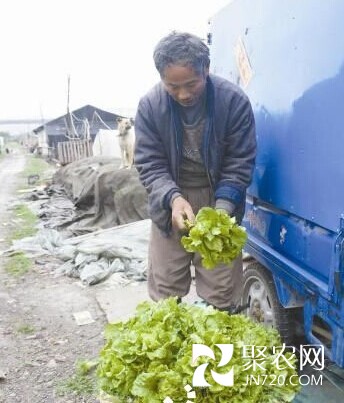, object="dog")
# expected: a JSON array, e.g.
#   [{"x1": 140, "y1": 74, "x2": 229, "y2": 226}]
[{"x1": 116, "y1": 117, "x2": 135, "y2": 168}]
